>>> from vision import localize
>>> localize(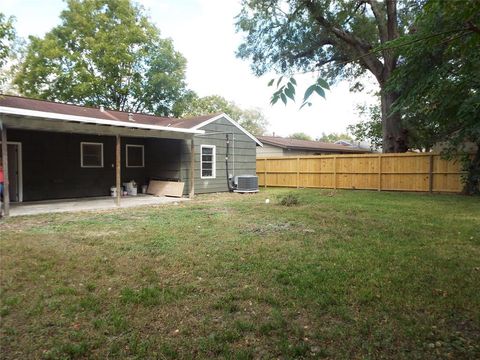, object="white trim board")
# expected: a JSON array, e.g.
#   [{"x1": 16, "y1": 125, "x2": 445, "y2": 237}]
[
  {"x1": 200, "y1": 144, "x2": 216, "y2": 179},
  {"x1": 0, "y1": 106, "x2": 205, "y2": 135},
  {"x1": 126, "y1": 144, "x2": 145, "y2": 168},
  {"x1": 192, "y1": 113, "x2": 263, "y2": 147},
  {"x1": 80, "y1": 142, "x2": 104, "y2": 168}
]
